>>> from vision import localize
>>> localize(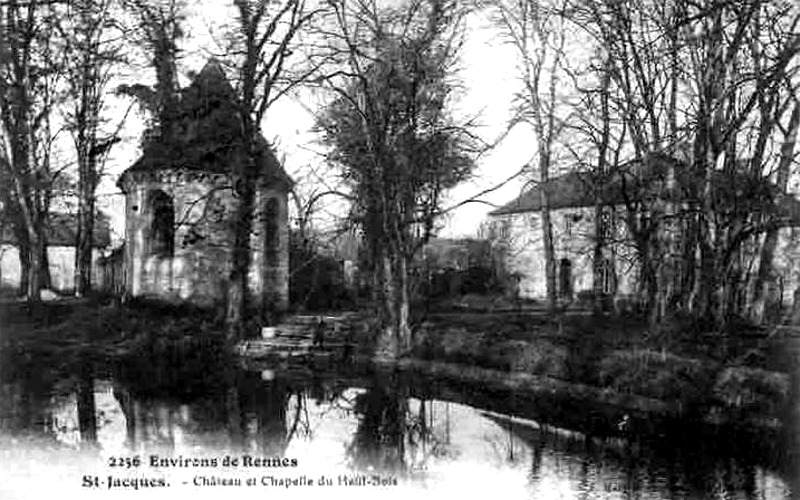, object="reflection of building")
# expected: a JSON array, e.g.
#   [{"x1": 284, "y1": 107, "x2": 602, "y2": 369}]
[
  {"x1": 0, "y1": 213, "x2": 110, "y2": 293},
  {"x1": 117, "y1": 59, "x2": 291, "y2": 310}
]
